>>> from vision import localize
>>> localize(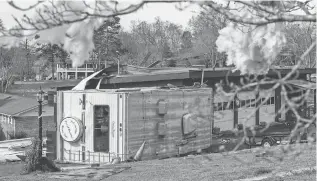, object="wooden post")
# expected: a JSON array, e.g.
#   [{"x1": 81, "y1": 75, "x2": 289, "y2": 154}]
[
  {"x1": 233, "y1": 95, "x2": 239, "y2": 128},
  {"x1": 275, "y1": 86, "x2": 281, "y2": 122},
  {"x1": 255, "y1": 91, "x2": 260, "y2": 125}
]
